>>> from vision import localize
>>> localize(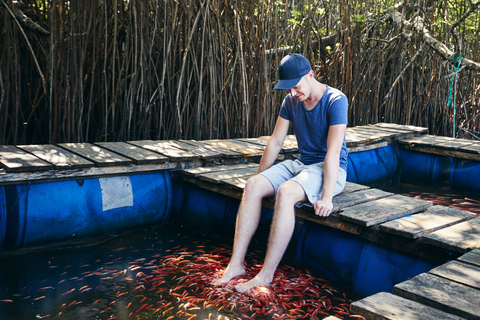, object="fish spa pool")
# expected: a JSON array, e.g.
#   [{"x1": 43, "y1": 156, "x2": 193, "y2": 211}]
[{"x1": 0, "y1": 143, "x2": 479, "y2": 319}]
